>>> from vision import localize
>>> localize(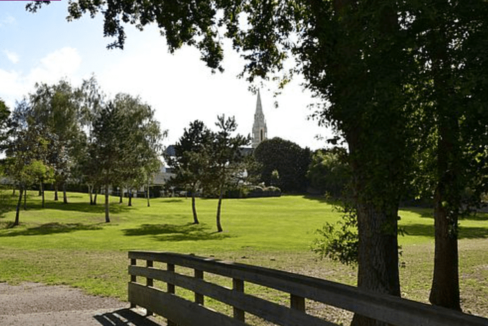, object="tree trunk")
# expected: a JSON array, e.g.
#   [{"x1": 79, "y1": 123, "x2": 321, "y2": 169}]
[
  {"x1": 146, "y1": 181, "x2": 150, "y2": 207},
  {"x1": 216, "y1": 188, "x2": 224, "y2": 232},
  {"x1": 38, "y1": 185, "x2": 42, "y2": 196},
  {"x1": 54, "y1": 184, "x2": 58, "y2": 201},
  {"x1": 429, "y1": 108, "x2": 461, "y2": 310},
  {"x1": 128, "y1": 189, "x2": 132, "y2": 207},
  {"x1": 14, "y1": 186, "x2": 23, "y2": 226},
  {"x1": 94, "y1": 191, "x2": 98, "y2": 205},
  {"x1": 62, "y1": 182, "x2": 68, "y2": 204},
  {"x1": 89, "y1": 185, "x2": 94, "y2": 205},
  {"x1": 41, "y1": 182, "x2": 45, "y2": 208},
  {"x1": 119, "y1": 187, "x2": 123, "y2": 204},
  {"x1": 429, "y1": 185, "x2": 460, "y2": 310},
  {"x1": 104, "y1": 184, "x2": 110, "y2": 223},
  {"x1": 428, "y1": 28, "x2": 461, "y2": 310},
  {"x1": 192, "y1": 193, "x2": 199, "y2": 224},
  {"x1": 23, "y1": 187, "x2": 27, "y2": 210},
  {"x1": 12, "y1": 187, "x2": 16, "y2": 196},
  {"x1": 351, "y1": 203, "x2": 400, "y2": 326}
]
